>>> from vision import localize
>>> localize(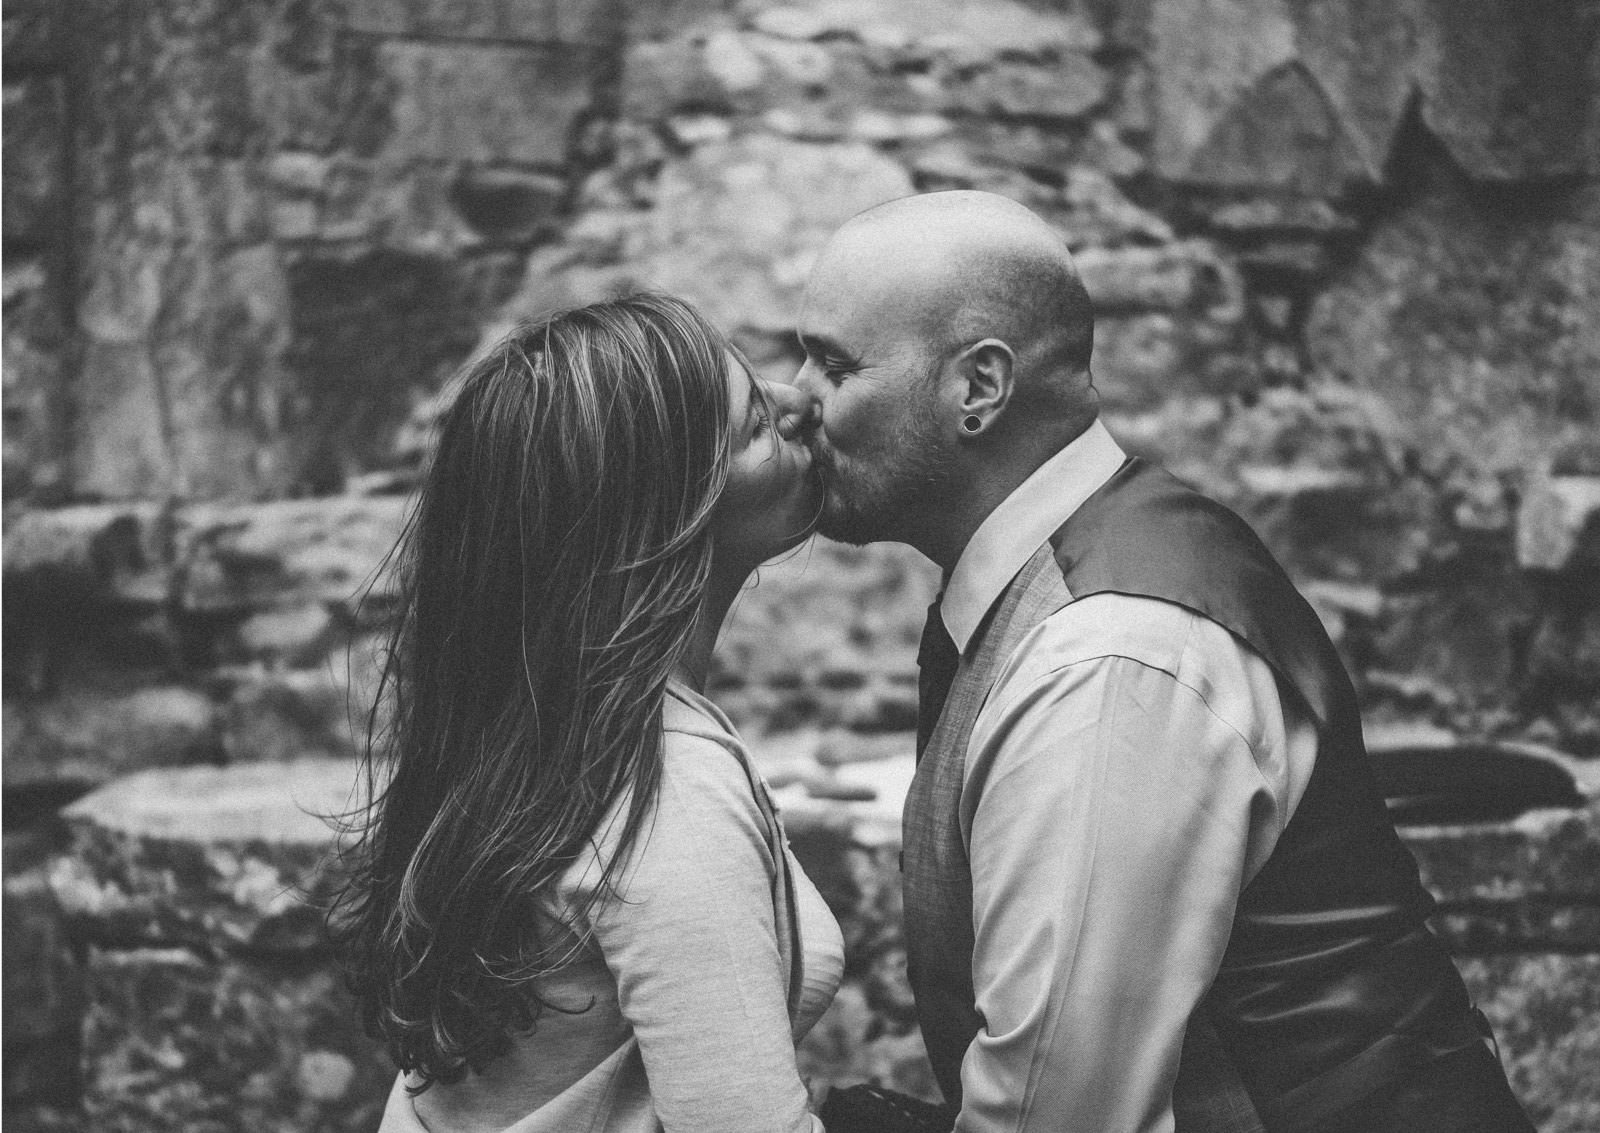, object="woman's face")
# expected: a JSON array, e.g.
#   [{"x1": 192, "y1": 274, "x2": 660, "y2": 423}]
[{"x1": 714, "y1": 355, "x2": 823, "y2": 565}]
